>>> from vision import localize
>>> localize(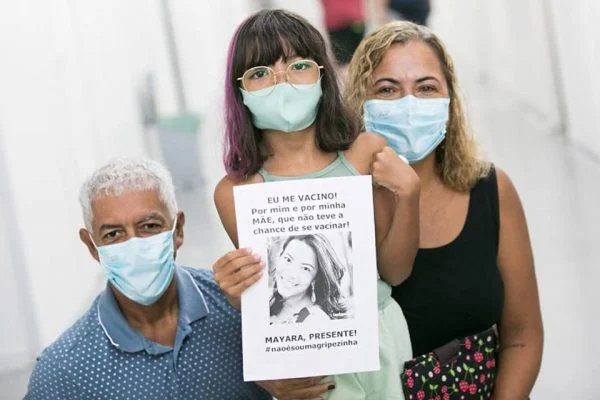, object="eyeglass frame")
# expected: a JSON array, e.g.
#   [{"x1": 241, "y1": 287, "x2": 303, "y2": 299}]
[{"x1": 237, "y1": 59, "x2": 324, "y2": 94}]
